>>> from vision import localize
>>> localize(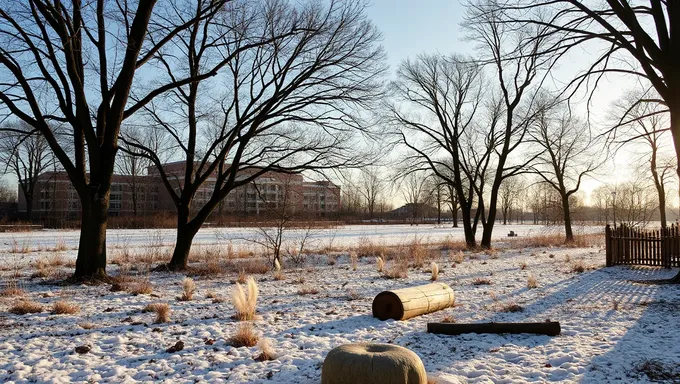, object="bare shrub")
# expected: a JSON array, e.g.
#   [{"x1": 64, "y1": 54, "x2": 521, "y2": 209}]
[
  {"x1": 527, "y1": 274, "x2": 538, "y2": 289},
  {"x1": 31, "y1": 258, "x2": 55, "y2": 279},
  {"x1": 51, "y1": 301, "x2": 80, "y2": 315},
  {"x1": 232, "y1": 277, "x2": 258, "y2": 321},
  {"x1": 229, "y1": 322, "x2": 259, "y2": 347},
  {"x1": 430, "y1": 262, "x2": 439, "y2": 281},
  {"x1": 297, "y1": 285, "x2": 320, "y2": 295},
  {"x1": 375, "y1": 255, "x2": 384, "y2": 272},
  {"x1": 254, "y1": 338, "x2": 276, "y2": 361},
  {"x1": 498, "y1": 302, "x2": 523, "y2": 313},
  {"x1": 472, "y1": 277, "x2": 492, "y2": 286},
  {"x1": 144, "y1": 302, "x2": 170, "y2": 323},
  {"x1": 178, "y1": 278, "x2": 196, "y2": 301},
  {"x1": 9, "y1": 300, "x2": 43, "y2": 315},
  {"x1": 450, "y1": 251, "x2": 464, "y2": 264}
]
